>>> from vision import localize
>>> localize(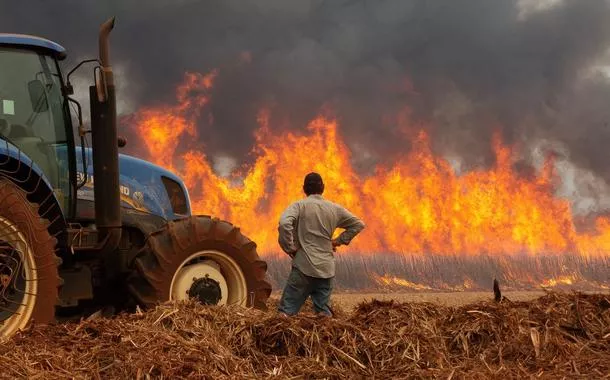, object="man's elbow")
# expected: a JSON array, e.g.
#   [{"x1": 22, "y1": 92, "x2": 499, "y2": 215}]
[
  {"x1": 279, "y1": 215, "x2": 295, "y2": 229},
  {"x1": 357, "y1": 220, "x2": 366, "y2": 232},
  {"x1": 345, "y1": 220, "x2": 365, "y2": 240},
  {"x1": 278, "y1": 220, "x2": 290, "y2": 233}
]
